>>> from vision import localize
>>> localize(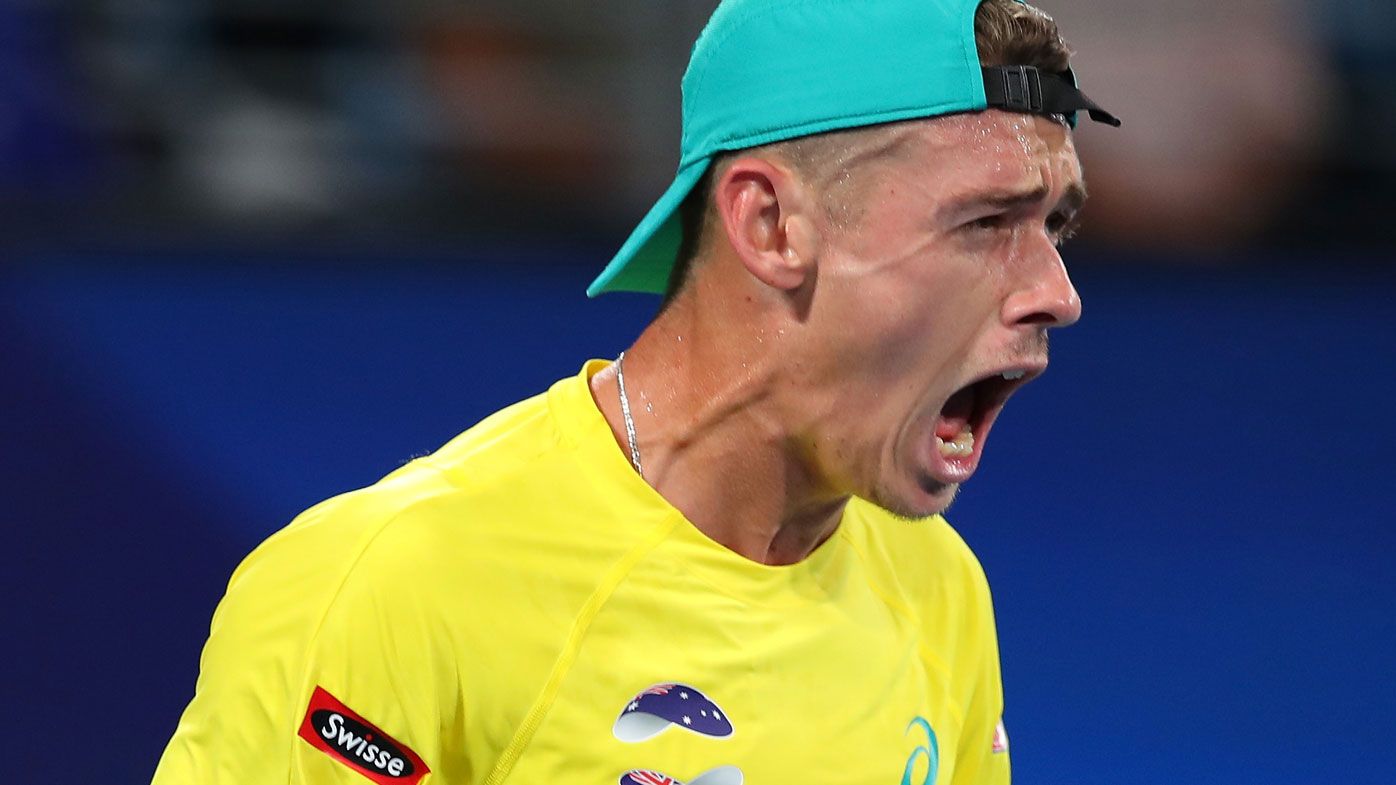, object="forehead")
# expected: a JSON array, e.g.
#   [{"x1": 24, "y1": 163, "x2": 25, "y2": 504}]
[{"x1": 883, "y1": 111, "x2": 1083, "y2": 198}]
